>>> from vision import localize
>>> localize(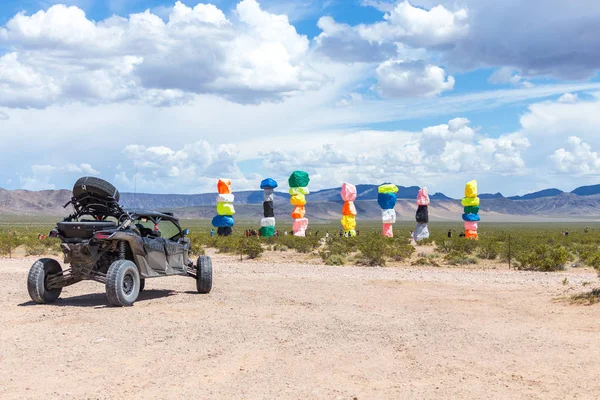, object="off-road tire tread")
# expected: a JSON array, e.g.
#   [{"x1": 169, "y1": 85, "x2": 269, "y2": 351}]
[
  {"x1": 73, "y1": 176, "x2": 120, "y2": 202},
  {"x1": 27, "y1": 258, "x2": 62, "y2": 304},
  {"x1": 196, "y1": 256, "x2": 213, "y2": 294},
  {"x1": 105, "y1": 260, "x2": 139, "y2": 307}
]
